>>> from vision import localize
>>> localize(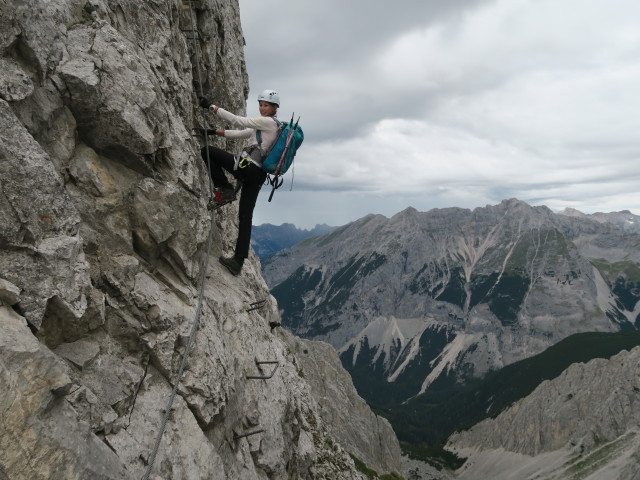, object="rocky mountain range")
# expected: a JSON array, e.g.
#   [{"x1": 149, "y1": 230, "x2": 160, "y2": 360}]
[
  {"x1": 0, "y1": 1, "x2": 402, "y2": 479},
  {"x1": 262, "y1": 200, "x2": 640, "y2": 475},
  {"x1": 263, "y1": 200, "x2": 639, "y2": 401},
  {"x1": 560, "y1": 207, "x2": 640, "y2": 234},
  {"x1": 251, "y1": 223, "x2": 335, "y2": 258}
]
